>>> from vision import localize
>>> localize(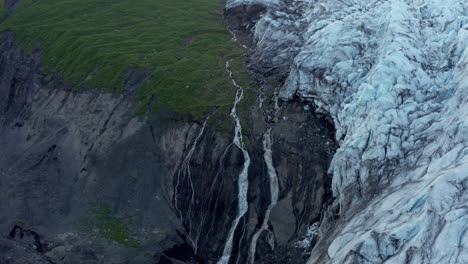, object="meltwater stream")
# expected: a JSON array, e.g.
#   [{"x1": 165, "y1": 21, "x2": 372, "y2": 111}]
[
  {"x1": 173, "y1": 112, "x2": 213, "y2": 253},
  {"x1": 247, "y1": 127, "x2": 279, "y2": 264},
  {"x1": 217, "y1": 60, "x2": 251, "y2": 264},
  {"x1": 247, "y1": 89, "x2": 281, "y2": 264}
]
